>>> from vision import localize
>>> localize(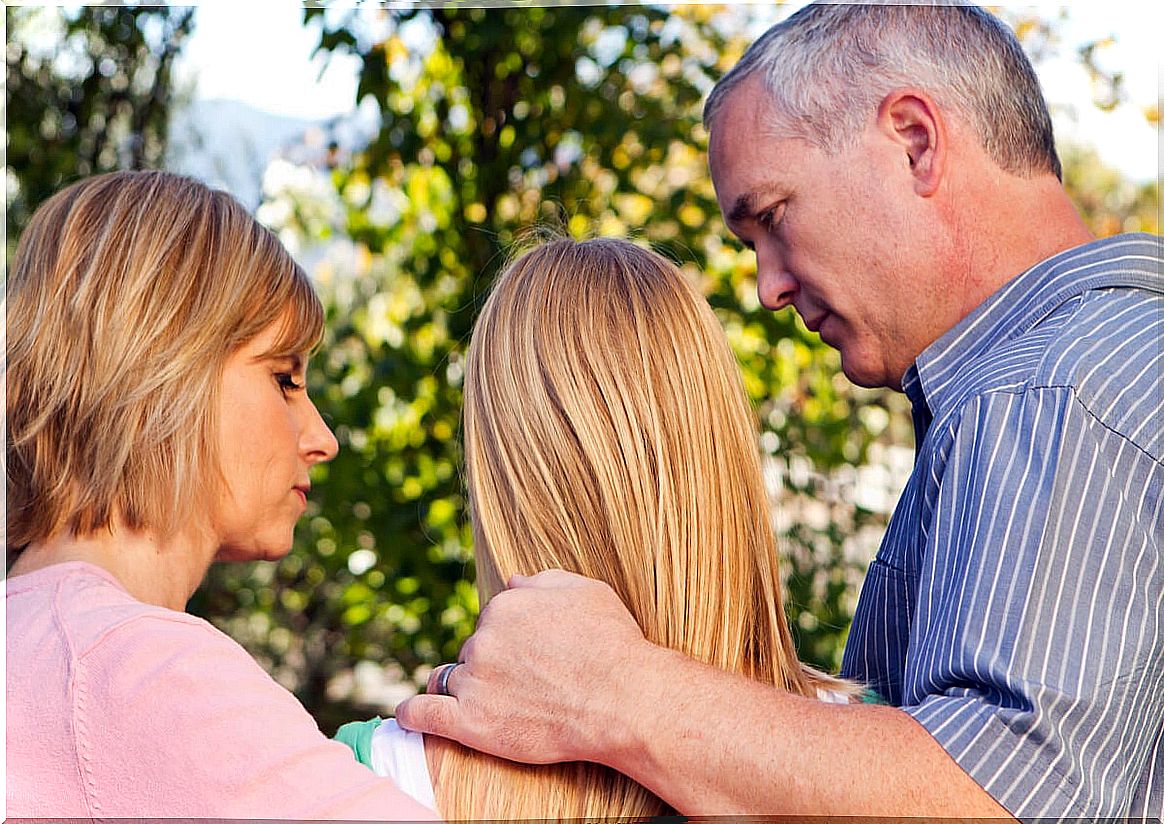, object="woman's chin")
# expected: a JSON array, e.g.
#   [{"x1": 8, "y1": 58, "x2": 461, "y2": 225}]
[{"x1": 213, "y1": 540, "x2": 294, "y2": 564}]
